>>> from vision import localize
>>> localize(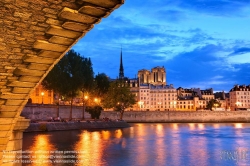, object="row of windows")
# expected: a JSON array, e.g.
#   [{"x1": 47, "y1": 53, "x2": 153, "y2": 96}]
[
  {"x1": 141, "y1": 93, "x2": 177, "y2": 97},
  {"x1": 150, "y1": 90, "x2": 176, "y2": 93},
  {"x1": 149, "y1": 102, "x2": 176, "y2": 105},
  {"x1": 231, "y1": 103, "x2": 250, "y2": 107},
  {"x1": 236, "y1": 89, "x2": 249, "y2": 91},
  {"x1": 236, "y1": 92, "x2": 250, "y2": 95},
  {"x1": 203, "y1": 97, "x2": 214, "y2": 100},
  {"x1": 238, "y1": 96, "x2": 250, "y2": 99},
  {"x1": 140, "y1": 90, "x2": 176, "y2": 93},
  {"x1": 177, "y1": 106, "x2": 194, "y2": 109},
  {"x1": 140, "y1": 97, "x2": 176, "y2": 100},
  {"x1": 178, "y1": 101, "x2": 207, "y2": 104},
  {"x1": 231, "y1": 100, "x2": 250, "y2": 103},
  {"x1": 176, "y1": 105, "x2": 206, "y2": 109}
]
